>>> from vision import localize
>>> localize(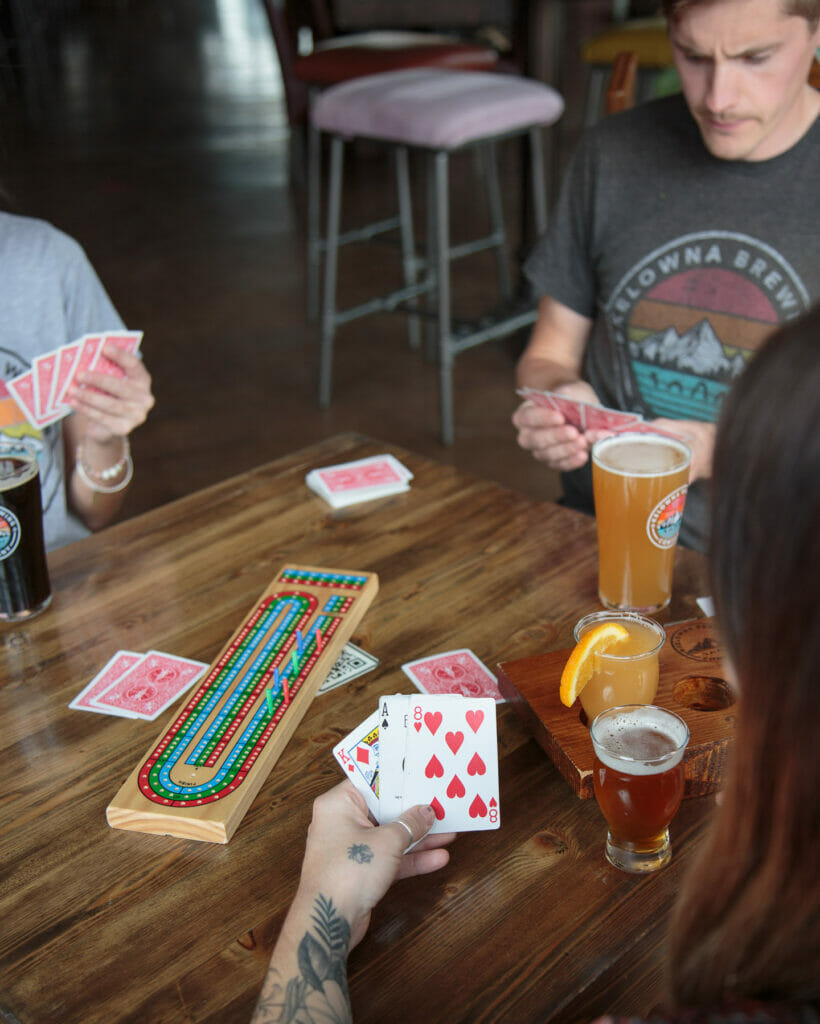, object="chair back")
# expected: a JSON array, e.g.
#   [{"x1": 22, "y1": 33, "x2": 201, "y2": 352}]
[
  {"x1": 260, "y1": 0, "x2": 309, "y2": 125},
  {"x1": 606, "y1": 52, "x2": 820, "y2": 114}
]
